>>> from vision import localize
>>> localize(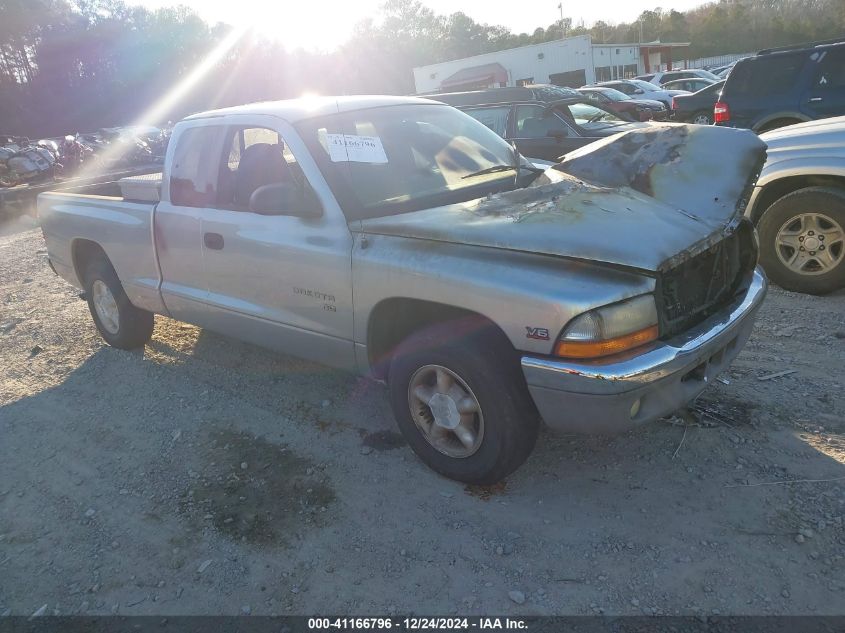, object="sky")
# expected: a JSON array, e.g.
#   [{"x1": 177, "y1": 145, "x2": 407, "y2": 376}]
[{"x1": 133, "y1": 0, "x2": 708, "y2": 51}]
